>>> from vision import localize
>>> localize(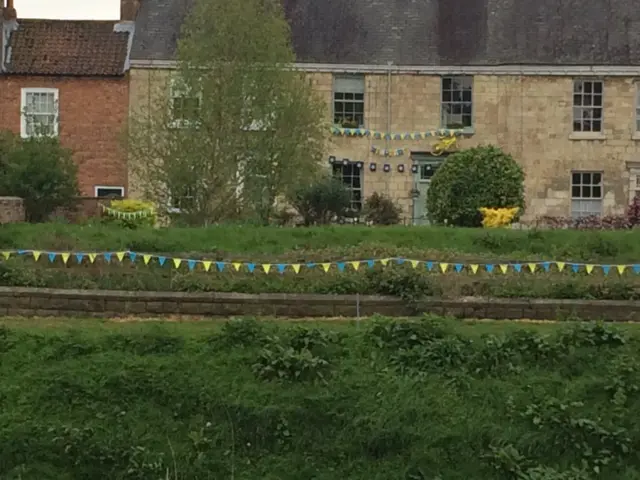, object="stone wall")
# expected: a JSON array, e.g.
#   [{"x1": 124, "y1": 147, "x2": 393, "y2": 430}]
[
  {"x1": 1, "y1": 287, "x2": 639, "y2": 321},
  {"x1": 0, "y1": 197, "x2": 25, "y2": 224}
]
